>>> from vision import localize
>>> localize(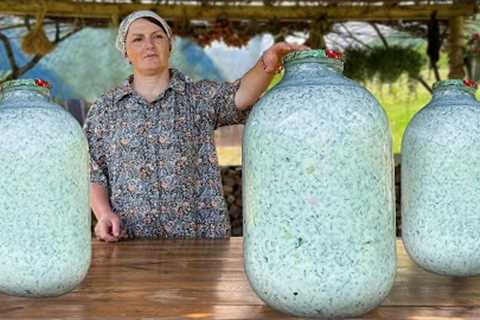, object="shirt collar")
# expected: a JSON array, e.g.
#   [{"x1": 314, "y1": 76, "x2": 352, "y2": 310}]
[{"x1": 115, "y1": 68, "x2": 187, "y2": 103}]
